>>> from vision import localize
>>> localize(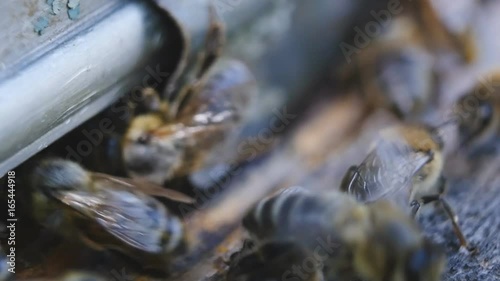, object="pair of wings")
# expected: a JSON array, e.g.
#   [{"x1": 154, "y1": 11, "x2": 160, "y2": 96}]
[
  {"x1": 343, "y1": 134, "x2": 432, "y2": 203},
  {"x1": 54, "y1": 174, "x2": 193, "y2": 253}
]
